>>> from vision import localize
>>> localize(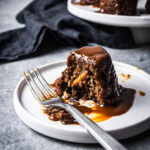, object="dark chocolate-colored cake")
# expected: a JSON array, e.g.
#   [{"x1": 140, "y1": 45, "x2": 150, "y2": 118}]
[
  {"x1": 146, "y1": 0, "x2": 150, "y2": 13},
  {"x1": 54, "y1": 46, "x2": 121, "y2": 105},
  {"x1": 44, "y1": 46, "x2": 136, "y2": 124},
  {"x1": 79, "y1": 0, "x2": 100, "y2": 6},
  {"x1": 99, "y1": 0, "x2": 138, "y2": 15}
]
